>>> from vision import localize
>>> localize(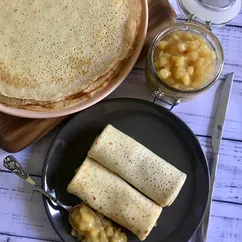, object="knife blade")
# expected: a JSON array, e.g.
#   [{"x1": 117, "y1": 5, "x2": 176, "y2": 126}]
[{"x1": 195, "y1": 72, "x2": 234, "y2": 242}]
